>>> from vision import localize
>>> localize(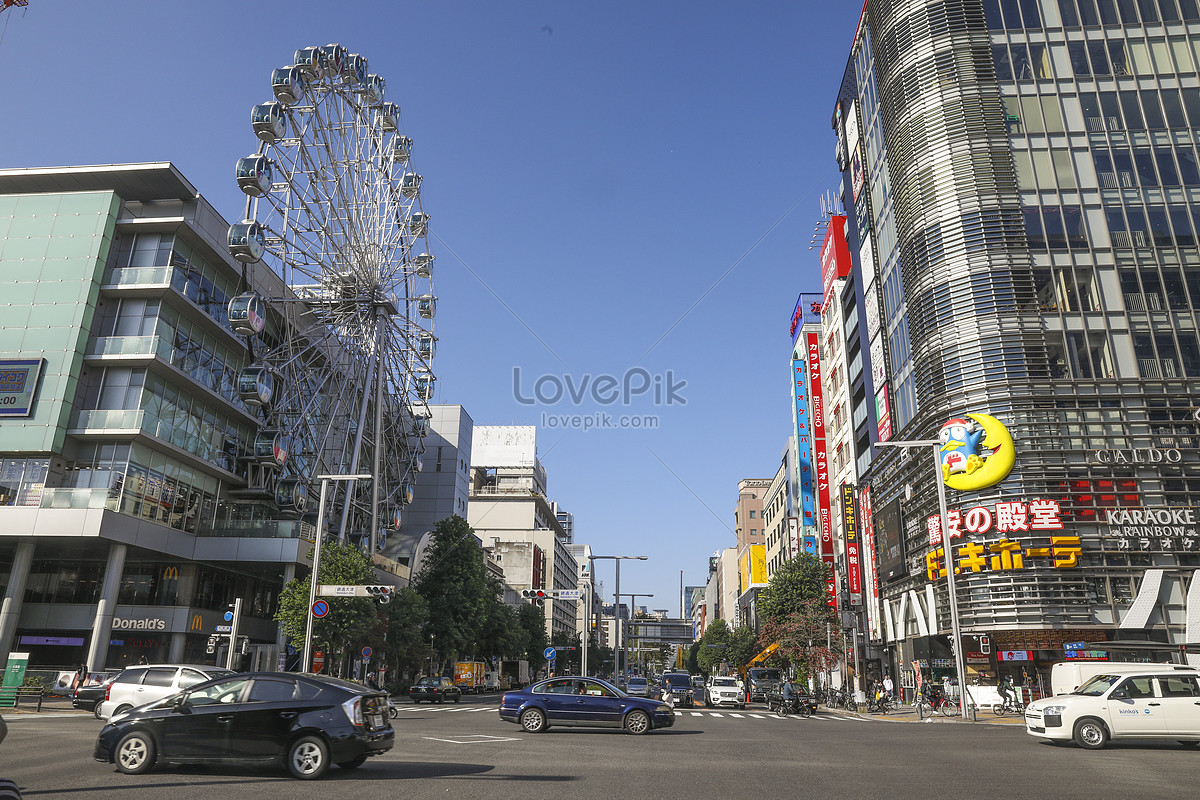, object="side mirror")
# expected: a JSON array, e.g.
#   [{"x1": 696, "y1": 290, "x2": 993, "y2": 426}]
[
  {"x1": 172, "y1": 695, "x2": 189, "y2": 712},
  {"x1": 1110, "y1": 689, "x2": 1129, "y2": 700}
]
